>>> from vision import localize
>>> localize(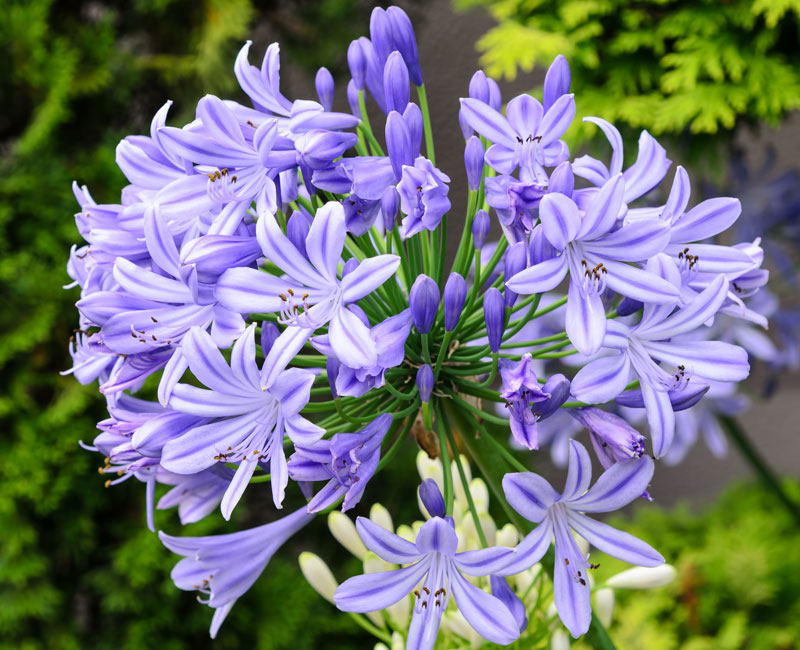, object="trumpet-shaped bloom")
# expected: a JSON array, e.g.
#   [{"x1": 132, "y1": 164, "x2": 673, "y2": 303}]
[
  {"x1": 334, "y1": 515, "x2": 520, "y2": 650},
  {"x1": 215, "y1": 201, "x2": 401, "y2": 386},
  {"x1": 500, "y1": 441, "x2": 663, "y2": 637}
]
